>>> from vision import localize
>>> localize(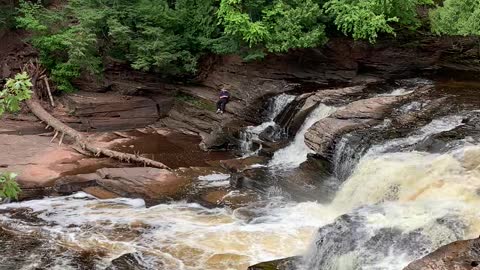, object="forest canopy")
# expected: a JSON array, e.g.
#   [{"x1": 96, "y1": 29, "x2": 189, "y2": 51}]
[{"x1": 6, "y1": 0, "x2": 475, "y2": 91}]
